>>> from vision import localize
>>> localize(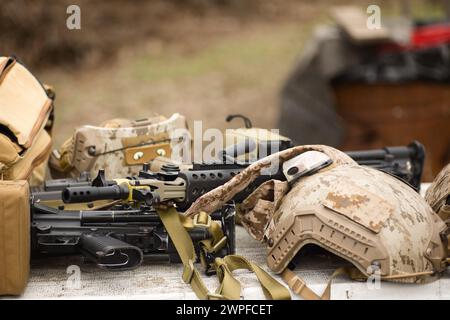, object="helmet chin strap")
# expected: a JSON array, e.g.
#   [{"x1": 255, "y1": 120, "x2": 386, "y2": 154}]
[
  {"x1": 281, "y1": 256, "x2": 357, "y2": 300},
  {"x1": 280, "y1": 267, "x2": 347, "y2": 300},
  {"x1": 282, "y1": 262, "x2": 436, "y2": 300}
]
